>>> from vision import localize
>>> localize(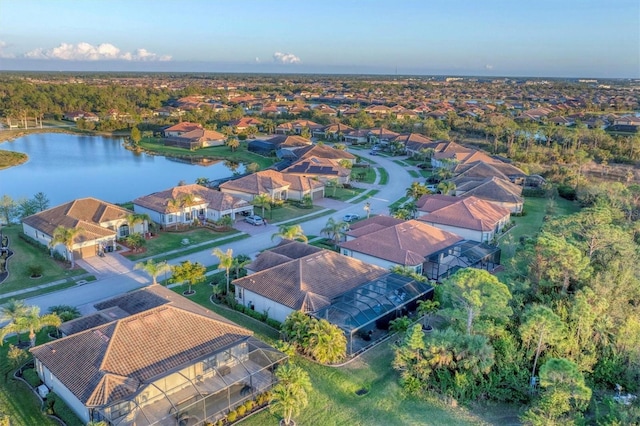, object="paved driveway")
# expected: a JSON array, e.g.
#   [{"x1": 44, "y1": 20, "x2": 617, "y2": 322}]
[{"x1": 76, "y1": 251, "x2": 137, "y2": 278}]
